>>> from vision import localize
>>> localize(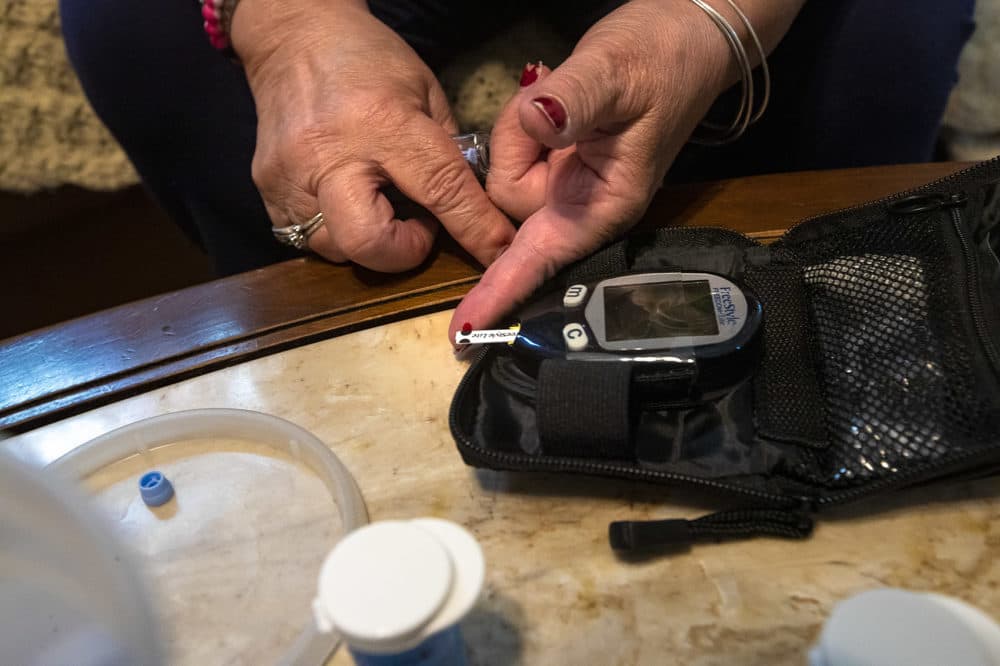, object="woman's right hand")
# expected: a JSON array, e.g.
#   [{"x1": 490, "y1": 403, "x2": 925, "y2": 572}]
[{"x1": 230, "y1": 0, "x2": 515, "y2": 272}]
